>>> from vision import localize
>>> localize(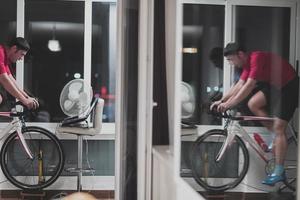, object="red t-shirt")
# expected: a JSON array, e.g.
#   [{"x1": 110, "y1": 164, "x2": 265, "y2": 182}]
[
  {"x1": 0, "y1": 45, "x2": 12, "y2": 75},
  {"x1": 240, "y1": 51, "x2": 296, "y2": 89}
]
